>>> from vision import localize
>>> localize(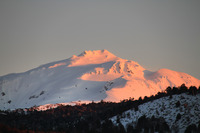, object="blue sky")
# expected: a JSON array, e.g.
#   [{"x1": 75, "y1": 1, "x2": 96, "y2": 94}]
[{"x1": 0, "y1": 0, "x2": 200, "y2": 79}]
